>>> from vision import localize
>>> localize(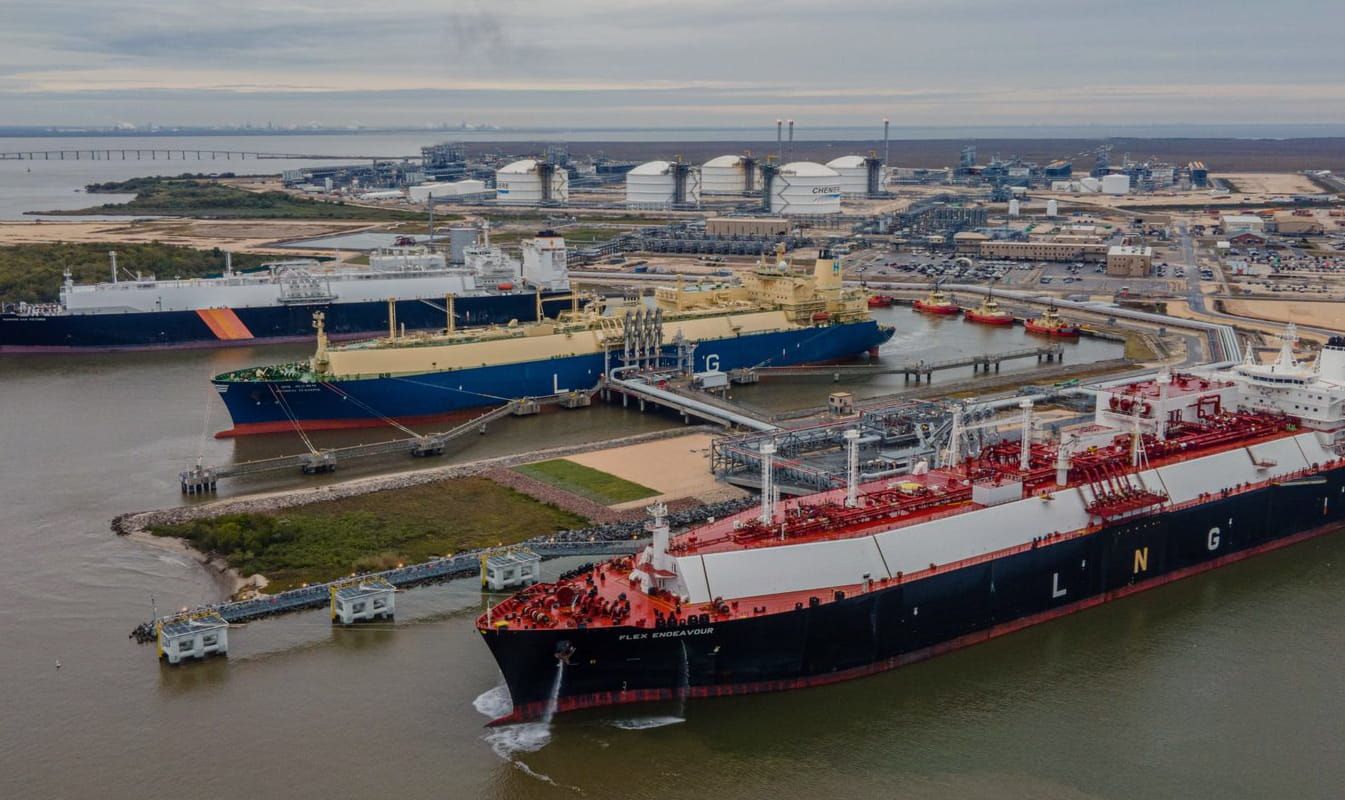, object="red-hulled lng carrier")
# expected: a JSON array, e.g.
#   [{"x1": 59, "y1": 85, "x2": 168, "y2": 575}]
[
  {"x1": 1024, "y1": 303, "x2": 1080, "y2": 337},
  {"x1": 478, "y1": 328, "x2": 1345, "y2": 723},
  {"x1": 912, "y1": 285, "x2": 960, "y2": 315},
  {"x1": 962, "y1": 291, "x2": 1015, "y2": 326}
]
